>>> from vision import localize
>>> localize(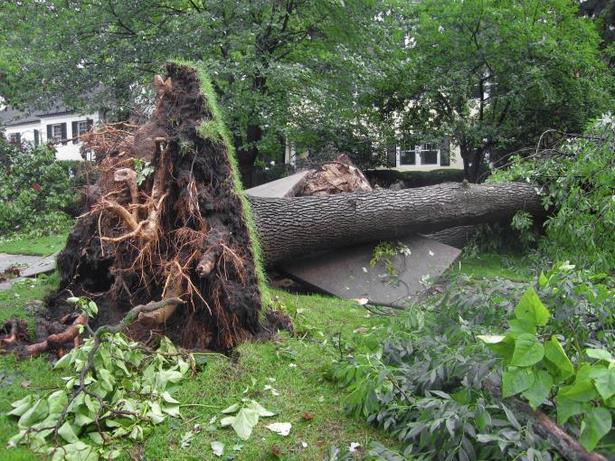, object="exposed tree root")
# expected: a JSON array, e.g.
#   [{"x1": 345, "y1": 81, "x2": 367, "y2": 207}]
[
  {"x1": 24, "y1": 314, "x2": 88, "y2": 357},
  {"x1": 54, "y1": 63, "x2": 268, "y2": 351}
]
